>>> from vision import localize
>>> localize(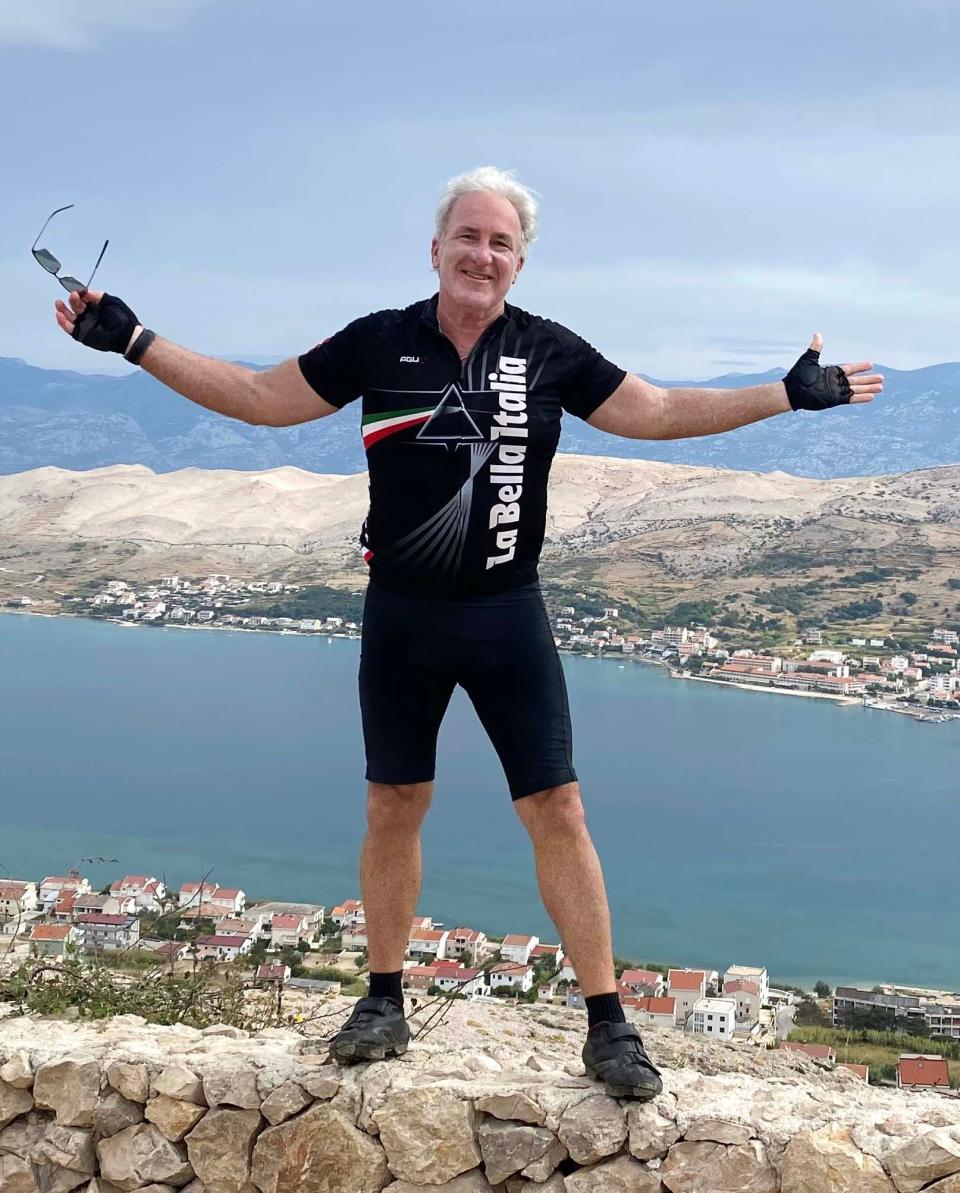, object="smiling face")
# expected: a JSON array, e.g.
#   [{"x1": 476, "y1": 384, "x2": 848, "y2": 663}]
[{"x1": 431, "y1": 191, "x2": 525, "y2": 318}]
